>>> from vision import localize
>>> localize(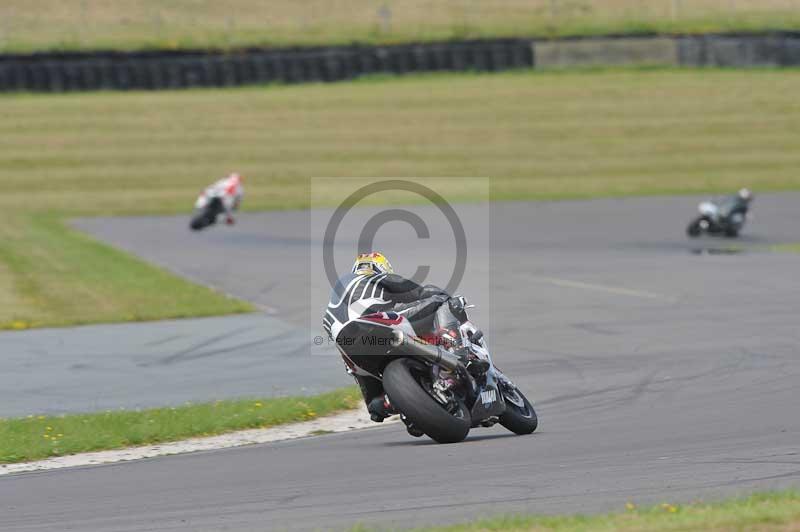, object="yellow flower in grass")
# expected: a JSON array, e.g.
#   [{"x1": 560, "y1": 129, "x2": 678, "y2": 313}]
[
  {"x1": 254, "y1": 402, "x2": 263, "y2": 408},
  {"x1": 625, "y1": 502, "x2": 636, "y2": 511},
  {"x1": 11, "y1": 320, "x2": 29, "y2": 330}
]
